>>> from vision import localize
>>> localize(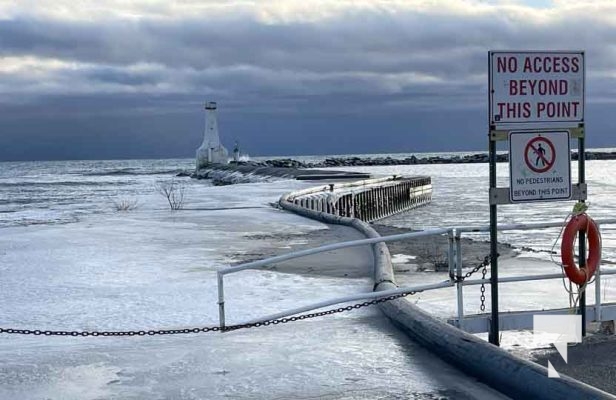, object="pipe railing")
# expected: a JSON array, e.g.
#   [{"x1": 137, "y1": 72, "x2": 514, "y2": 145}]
[
  {"x1": 217, "y1": 218, "x2": 616, "y2": 331},
  {"x1": 217, "y1": 228, "x2": 450, "y2": 328},
  {"x1": 452, "y1": 217, "x2": 616, "y2": 327}
]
